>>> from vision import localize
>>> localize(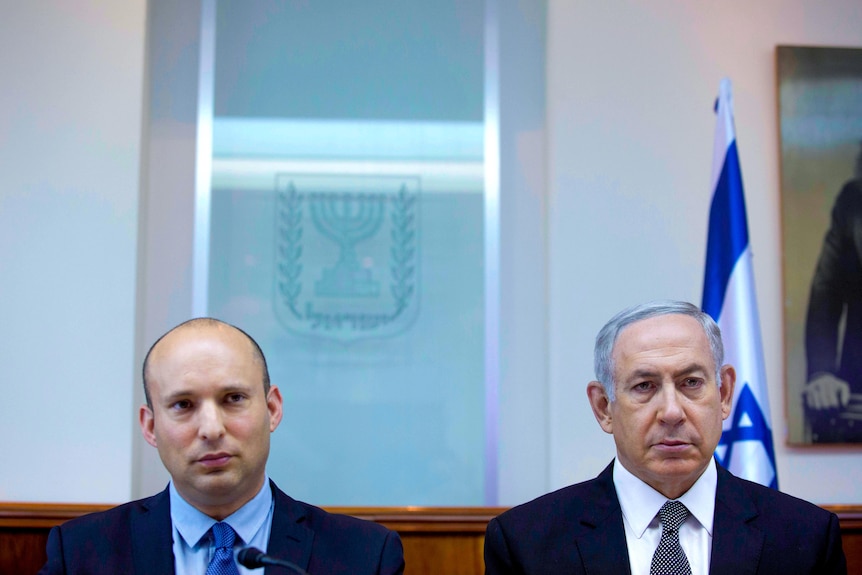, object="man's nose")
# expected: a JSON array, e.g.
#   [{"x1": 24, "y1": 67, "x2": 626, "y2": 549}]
[
  {"x1": 197, "y1": 401, "x2": 226, "y2": 440},
  {"x1": 657, "y1": 384, "x2": 685, "y2": 424}
]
